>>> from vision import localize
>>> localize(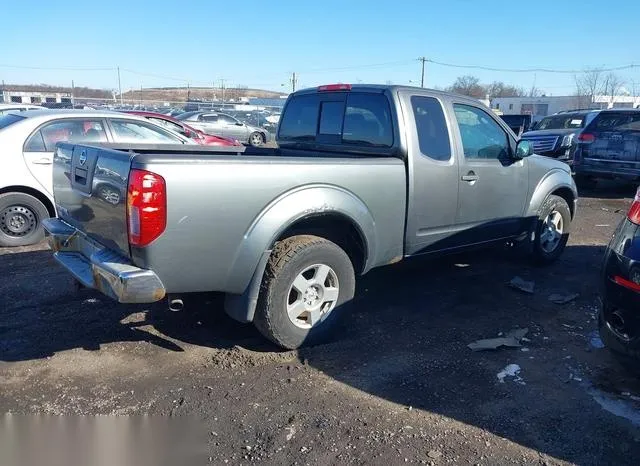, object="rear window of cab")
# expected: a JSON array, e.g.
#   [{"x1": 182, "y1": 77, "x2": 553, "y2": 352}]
[{"x1": 278, "y1": 92, "x2": 393, "y2": 147}]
